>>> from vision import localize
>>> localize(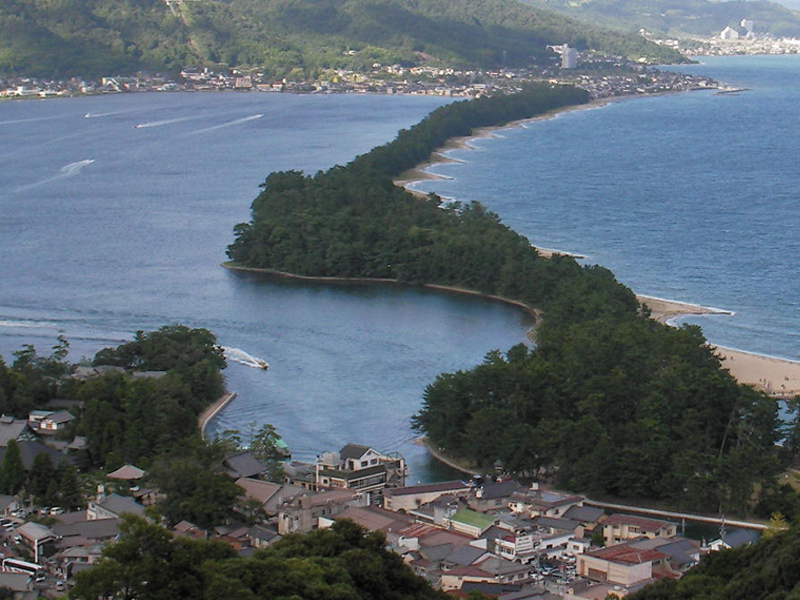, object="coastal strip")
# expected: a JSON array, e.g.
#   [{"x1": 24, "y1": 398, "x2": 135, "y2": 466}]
[
  {"x1": 198, "y1": 391, "x2": 237, "y2": 440},
  {"x1": 394, "y1": 96, "x2": 620, "y2": 193},
  {"x1": 416, "y1": 436, "x2": 479, "y2": 476},
  {"x1": 222, "y1": 262, "x2": 540, "y2": 322},
  {"x1": 639, "y1": 294, "x2": 800, "y2": 397}
]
